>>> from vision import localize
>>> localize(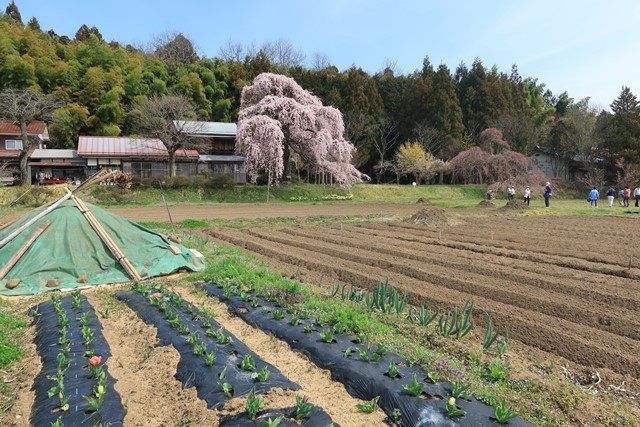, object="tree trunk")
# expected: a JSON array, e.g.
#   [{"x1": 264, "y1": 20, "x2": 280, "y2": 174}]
[
  {"x1": 168, "y1": 150, "x2": 177, "y2": 178},
  {"x1": 439, "y1": 170, "x2": 443, "y2": 184},
  {"x1": 283, "y1": 143, "x2": 291, "y2": 182},
  {"x1": 19, "y1": 122, "x2": 30, "y2": 186}
]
